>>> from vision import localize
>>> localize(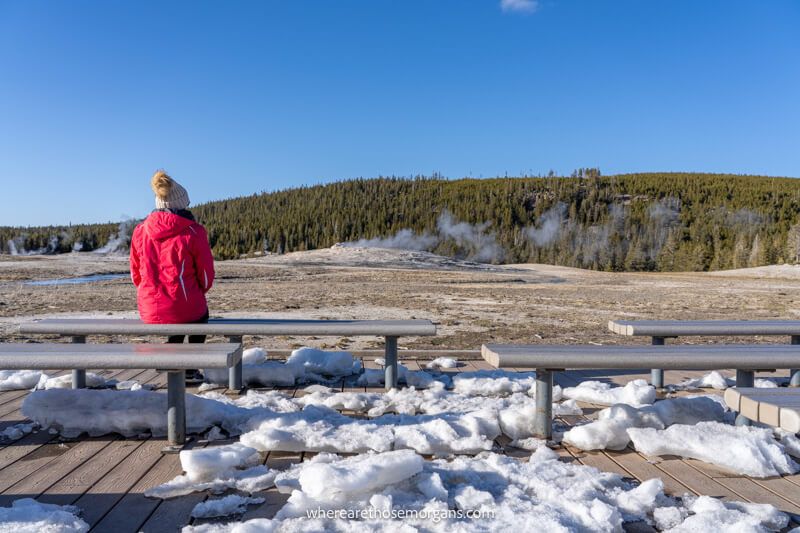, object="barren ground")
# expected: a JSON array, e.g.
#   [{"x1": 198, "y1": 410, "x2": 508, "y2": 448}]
[{"x1": 2, "y1": 247, "x2": 800, "y2": 352}]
